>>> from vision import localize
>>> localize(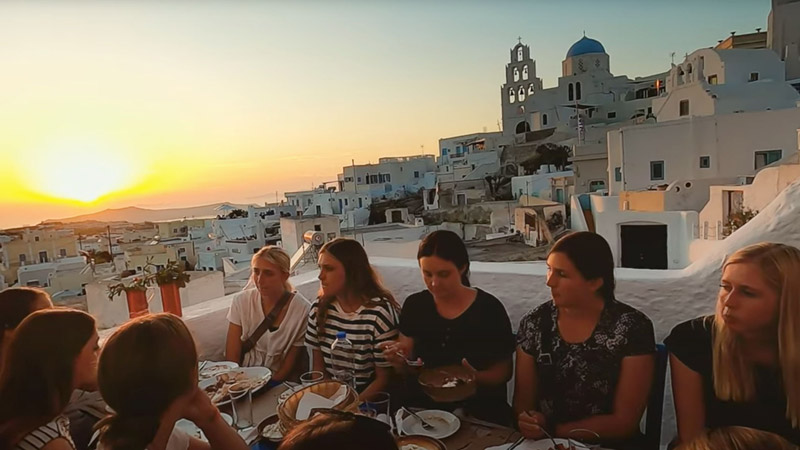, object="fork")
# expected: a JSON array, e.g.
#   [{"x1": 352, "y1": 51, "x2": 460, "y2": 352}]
[
  {"x1": 401, "y1": 407, "x2": 435, "y2": 431},
  {"x1": 506, "y1": 435, "x2": 526, "y2": 450}
]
